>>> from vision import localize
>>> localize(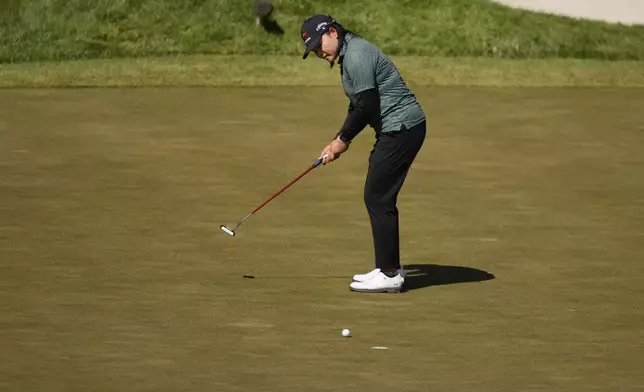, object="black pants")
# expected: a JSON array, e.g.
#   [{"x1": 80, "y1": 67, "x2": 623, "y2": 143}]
[{"x1": 364, "y1": 121, "x2": 426, "y2": 270}]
